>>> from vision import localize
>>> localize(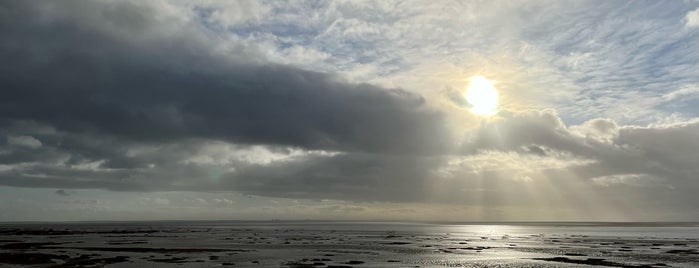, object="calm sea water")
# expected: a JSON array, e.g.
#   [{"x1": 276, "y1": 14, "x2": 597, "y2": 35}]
[
  {"x1": 1, "y1": 221, "x2": 698, "y2": 267},
  {"x1": 195, "y1": 221, "x2": 699, "y2": 238},
  {"x1": 7, "y1": 220, "x2": 698, "y2": 236}
]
